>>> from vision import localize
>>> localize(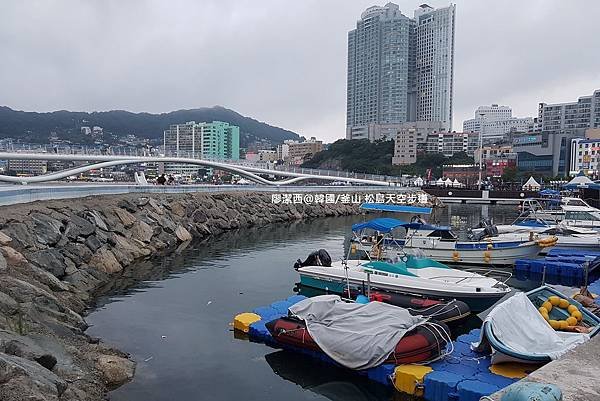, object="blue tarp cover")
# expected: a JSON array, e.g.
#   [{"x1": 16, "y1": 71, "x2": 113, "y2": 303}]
[
  {"x1": 360, "y1": 203, "x2": 432, "y2": 215},
  {"x1": 352, "y1": 218, "x2": 406, "y2": 233},
  {"x1": 351, "y1": 218, "x2": 451, "y2": 233}
]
